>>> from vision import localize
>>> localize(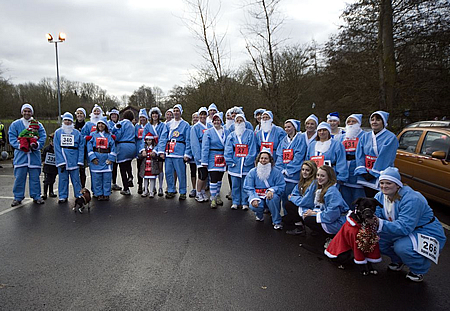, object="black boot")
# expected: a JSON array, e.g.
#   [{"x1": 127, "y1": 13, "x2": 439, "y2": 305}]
[
  {"x1": 42, "y1": 184, "x2": 48, "y2": 200},
  {"x1": 49, "y1": 184, "x2": 57, "y2": 197},
  {"x1": 138, "y1": 183, "x2": 143, "y2": 194}
]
